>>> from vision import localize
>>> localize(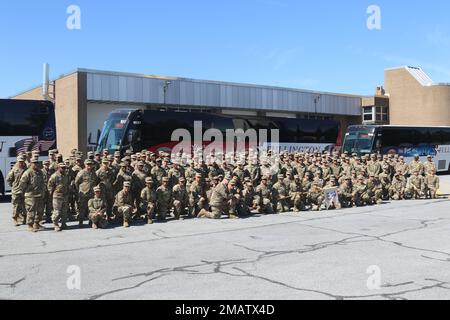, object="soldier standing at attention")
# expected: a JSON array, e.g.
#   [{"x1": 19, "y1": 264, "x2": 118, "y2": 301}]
[
  {"x1": 42, "y1": 160, "x2": 53, "y2": 223},
  {"x1": 7, "y1": 156, "x2": 27, "y2": 226},
  {"x1": 48, "y1": 163, "x2": 71, "y2": 232},
  {"x1": 114, "y1": 181, "x2": 134, "y2": 228},
  {"x1": 96, "y1": 159, "x2": 116, "y2": 219},
  {"x1": 156, "y1": 177, "x2": 172, "y2": 221},
  {"x1": 141, "y1": 177, "x2": 157, "y2": 224},
  {"x1": 75, "y1": 159, "x2": 99, "y2": 226},
  {"x1": 19, "y1": 158, "x2": 47, "y2": 232},
  {"x1": 88, "y1": 186, "x2": 108, "y2": 230},
  {"x1": 423, "y1": 155, "x2": 437, "y2": 175}
]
